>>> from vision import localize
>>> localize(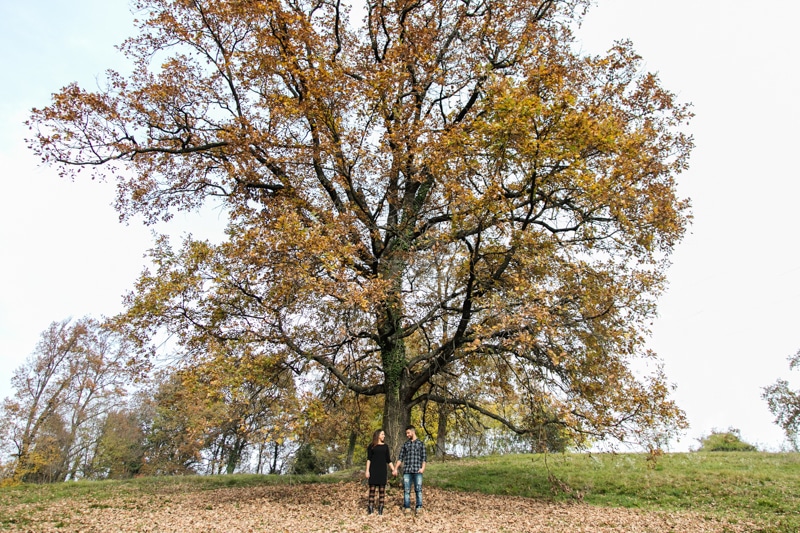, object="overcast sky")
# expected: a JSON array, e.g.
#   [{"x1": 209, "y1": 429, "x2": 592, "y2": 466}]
[{"x1": 1, "y1": 0, "x2": 798, "y2": 452}]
